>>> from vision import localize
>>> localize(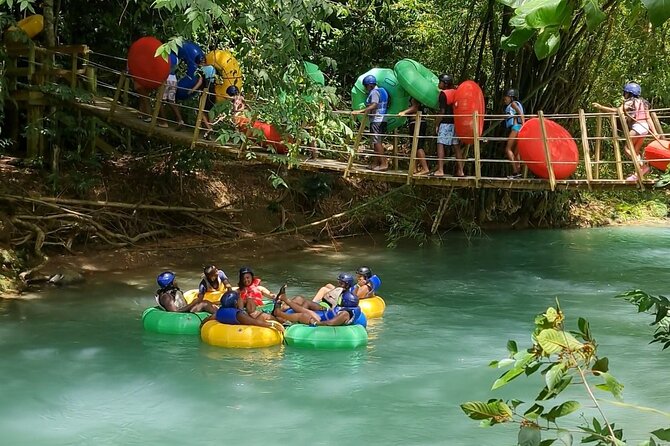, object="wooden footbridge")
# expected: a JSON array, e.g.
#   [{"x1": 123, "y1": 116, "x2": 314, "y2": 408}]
[{"x1": 6, "y1": 44, "x2": 669, "y2": 191}]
